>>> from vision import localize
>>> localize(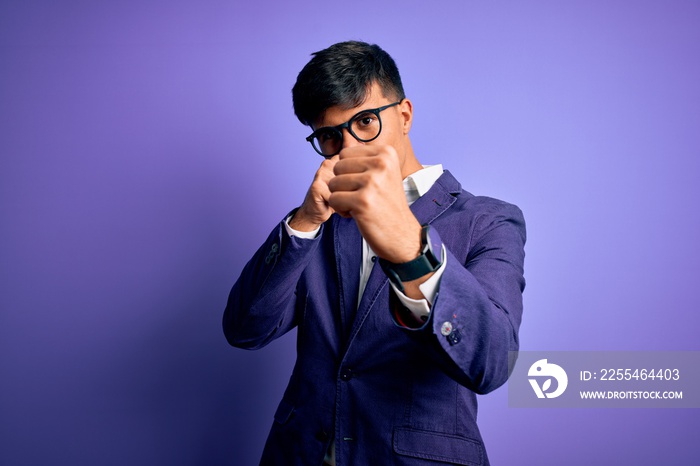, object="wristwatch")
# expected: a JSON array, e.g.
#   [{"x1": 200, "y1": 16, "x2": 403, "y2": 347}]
[{"x1": 379, "y1": 224, "x2": 442, "y2": 293}]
